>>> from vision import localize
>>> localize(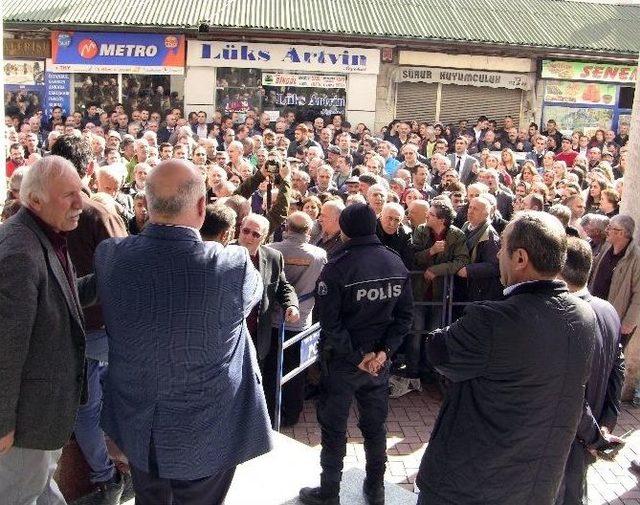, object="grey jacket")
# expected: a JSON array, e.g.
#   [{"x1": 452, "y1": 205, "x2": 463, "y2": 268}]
[
  {"x1": 268, "y1": 232, "x2": 327, "y2": 331},
  {"x1": 0, "y1": 208, "x2": 95, "y2": 450}
]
